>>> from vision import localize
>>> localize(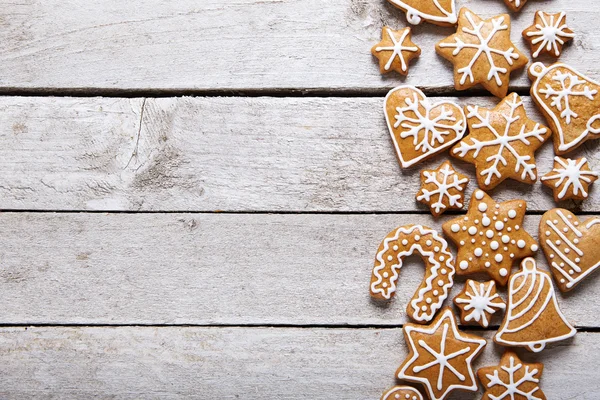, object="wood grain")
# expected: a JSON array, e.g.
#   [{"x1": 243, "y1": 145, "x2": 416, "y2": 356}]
[
  {"x1": 1, "y1": 212, "x2": 598, "y2": 327},
  {"x1": 0, "y1": 96, "x2": 598, "y2": 212},
  {"x1": 0, "y1": 326, "x2": 595, "y2": 399},
  {"x1": 0, "y1": 0, "x2": 596, "y2": 92}
]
